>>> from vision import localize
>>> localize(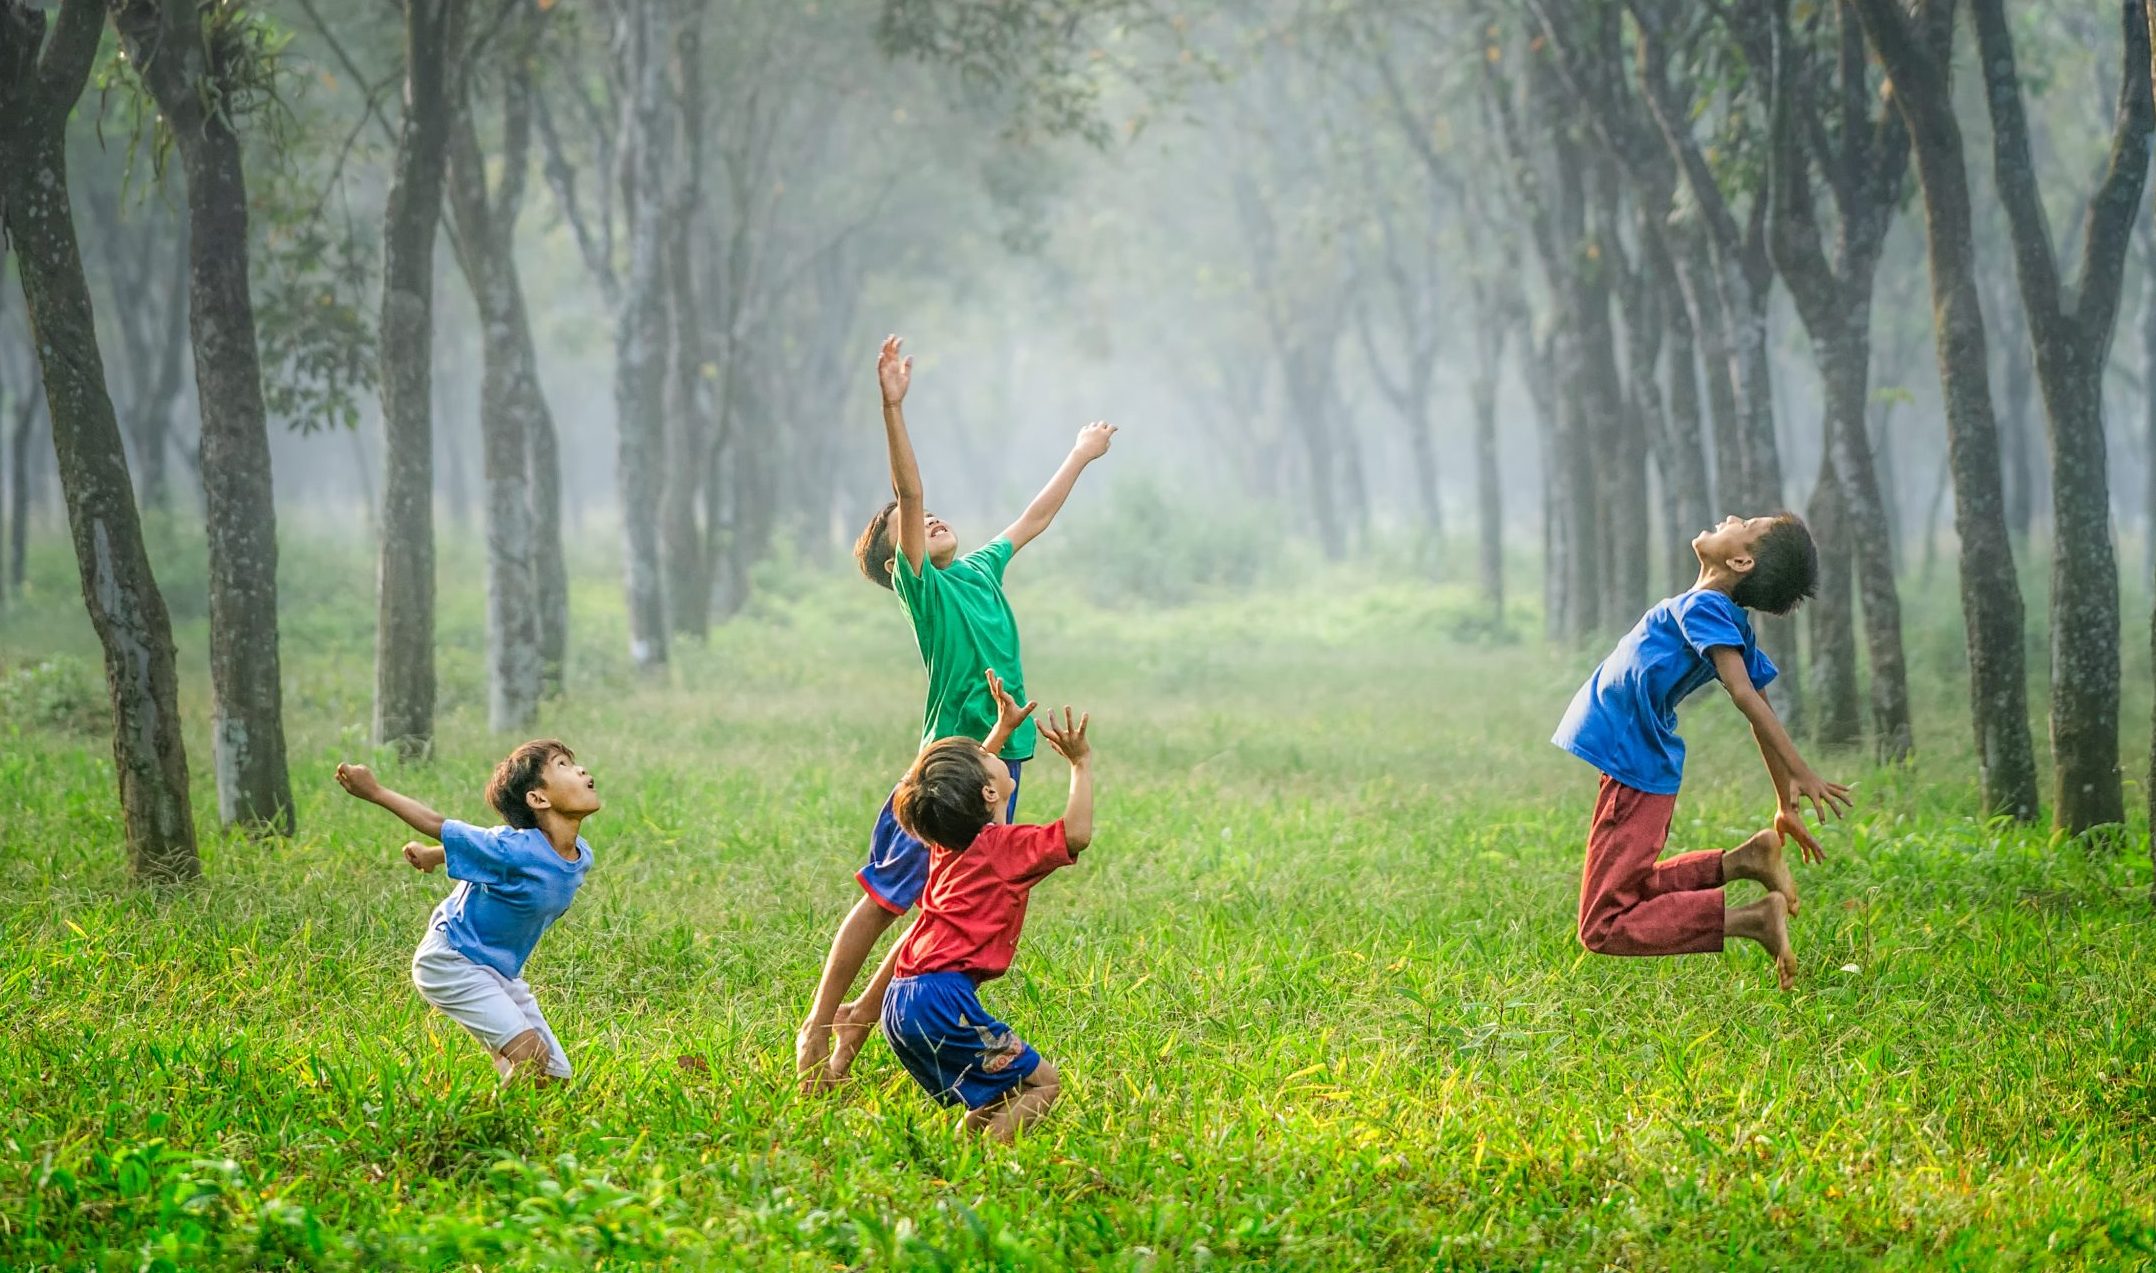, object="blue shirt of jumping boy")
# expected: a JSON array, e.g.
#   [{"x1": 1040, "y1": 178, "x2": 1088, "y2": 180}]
[
  {"x1": 429, "y1": 819, "x2": 592, "y2": 979},
  {"x1": 1552, "y1": 589, "x2": 1779, "y2": 795}
]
